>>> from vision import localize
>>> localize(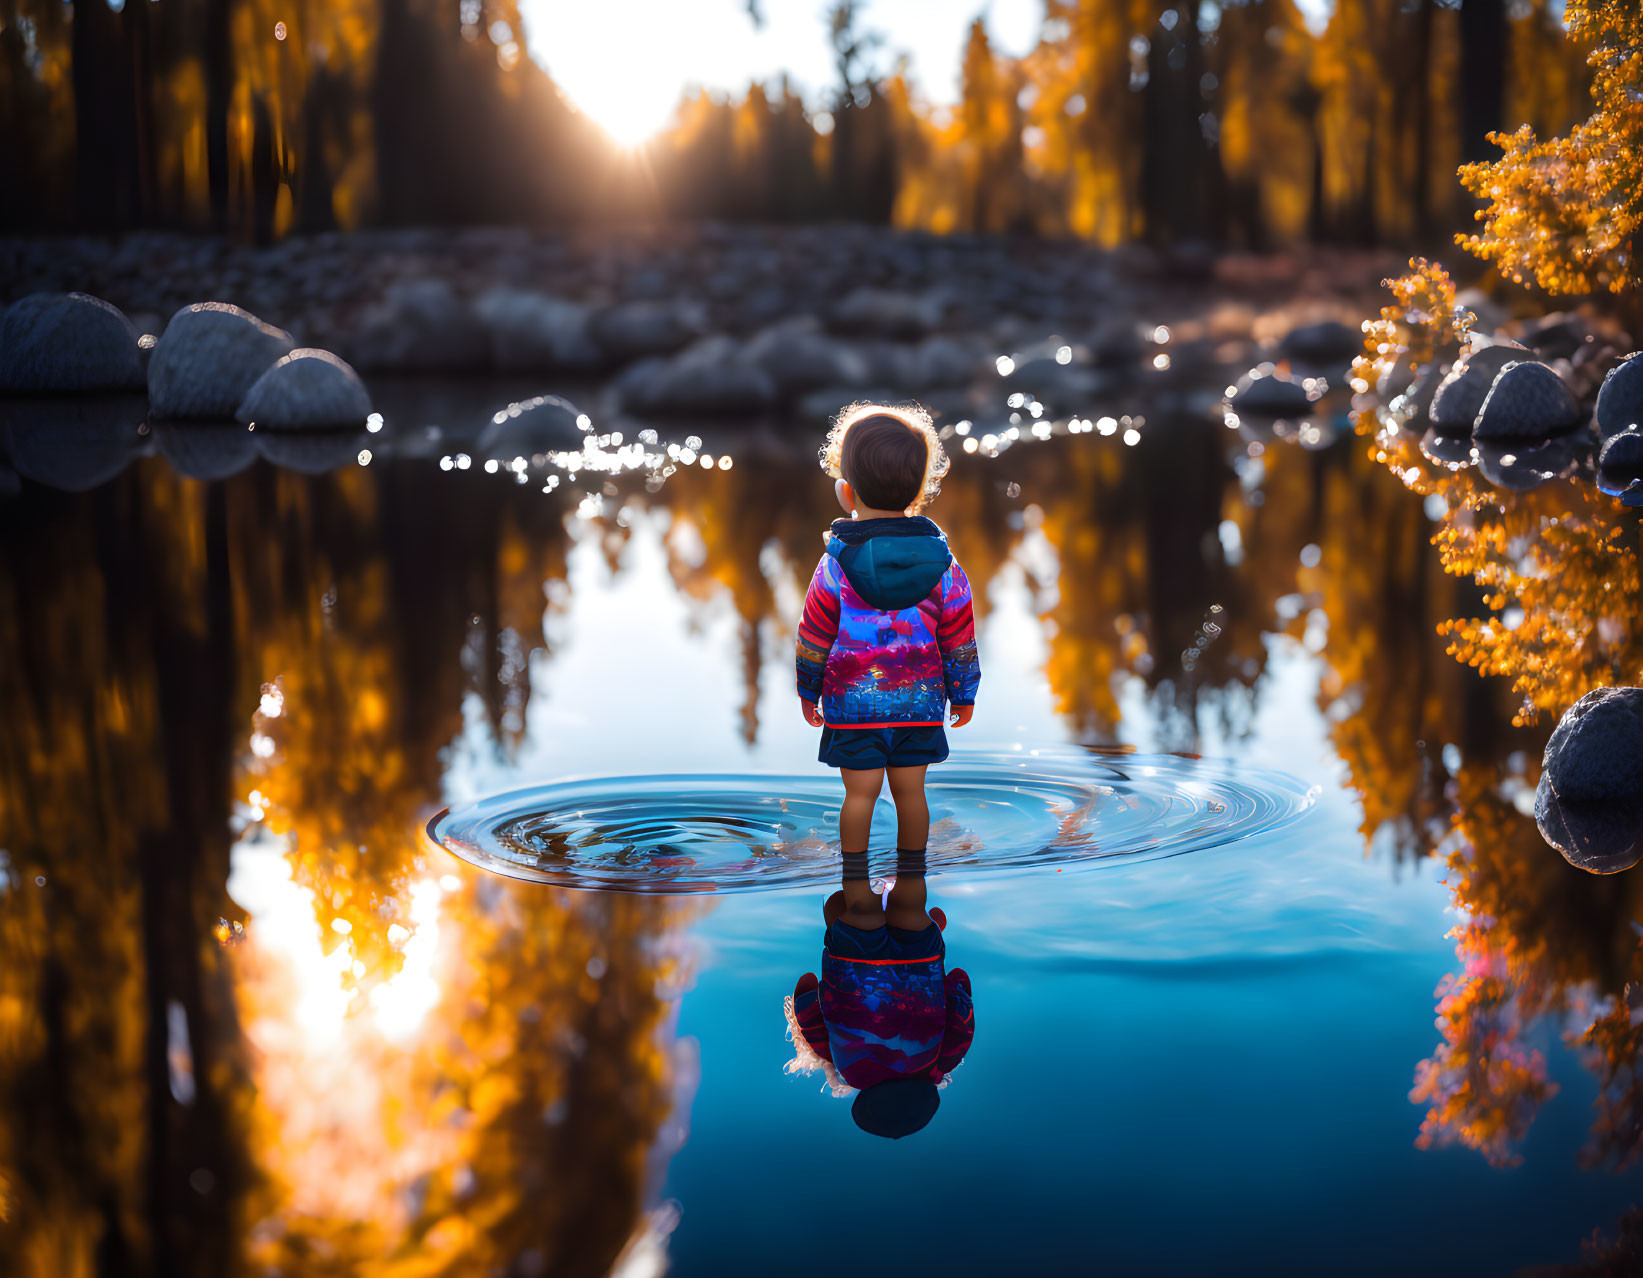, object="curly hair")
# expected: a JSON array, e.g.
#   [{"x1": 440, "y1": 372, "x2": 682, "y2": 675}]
[{"x1": 819, "y1": 401, "x2": 949, "y2": 513}]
